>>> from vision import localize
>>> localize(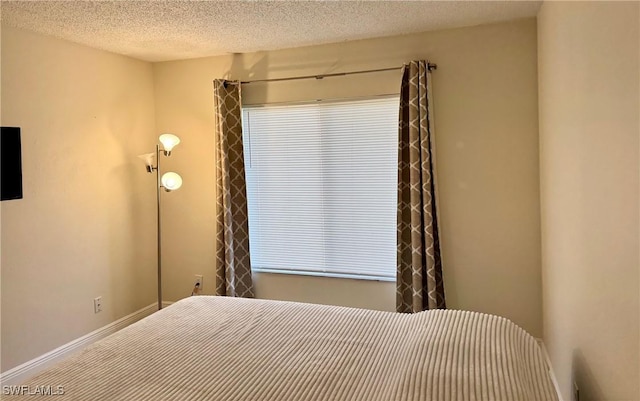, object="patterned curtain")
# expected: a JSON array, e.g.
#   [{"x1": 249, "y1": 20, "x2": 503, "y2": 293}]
[
  {"x1": 396, "y1": 61, "x2": 446, "y2": 313},
  {"x1": 214, "y1": 79, "x2": 254, "y2": 298}
]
